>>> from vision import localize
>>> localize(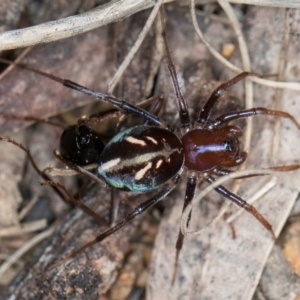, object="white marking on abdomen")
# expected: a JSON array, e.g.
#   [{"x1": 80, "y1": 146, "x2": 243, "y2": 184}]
[
  {"x1": 156, "y1": 159, "x2": 163, "y2": 169},
  {"x1": 125, "y1": 136, "x2": 146, "y2": 146},
  {"x1": 102, "y1": 148, "x2": 181, "y2": 173},
  {"x1": 135, "y1": 162, "x2": 152, "y2": 181},
  {"x1": 100, "y1": 158, "x2": 121, "y2": 171},
  {"x1": 146, "y1": 136, "x2": 158, "y2": 144}
]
